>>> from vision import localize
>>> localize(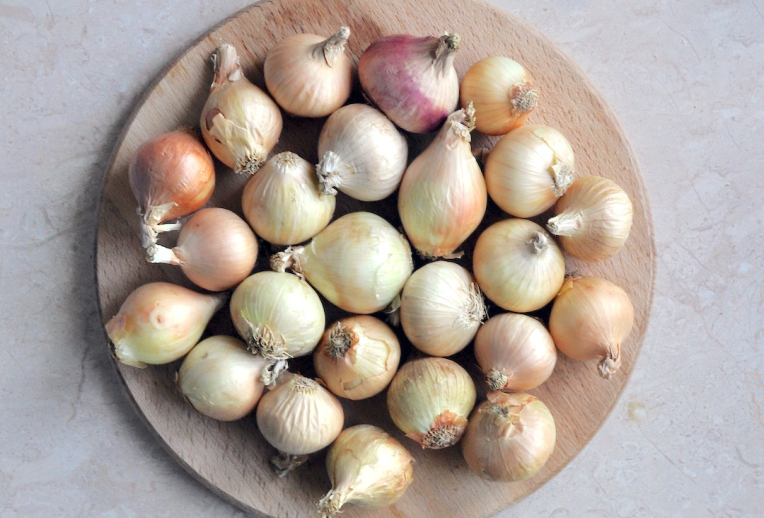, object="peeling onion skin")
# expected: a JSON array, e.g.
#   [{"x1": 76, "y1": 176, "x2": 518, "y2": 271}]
[{"x1": 462, "y1": 392, "x2": 556, "y2": 482}]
